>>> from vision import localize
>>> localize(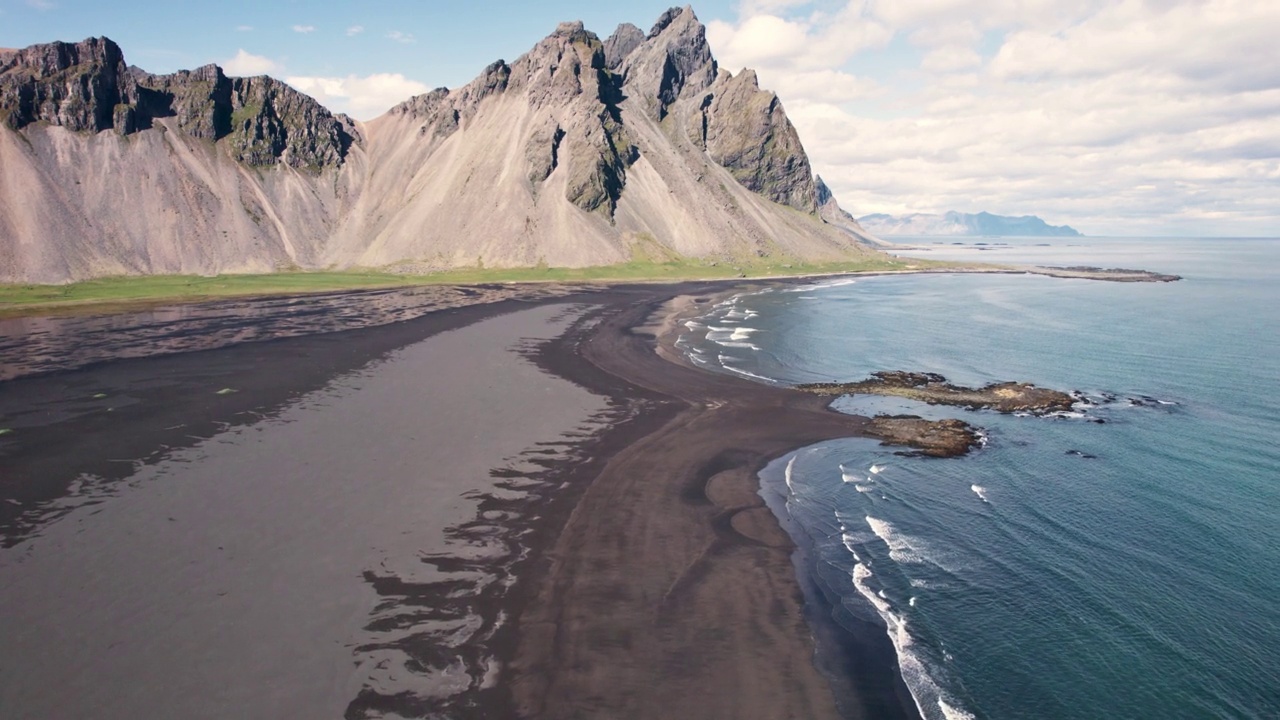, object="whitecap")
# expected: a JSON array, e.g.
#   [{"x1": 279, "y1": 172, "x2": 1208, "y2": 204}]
[
  {"x1": 970, "y1": 484, "x2": 989, "y2": 503},
  {"x1": 784, "y1": 456, "x2": 797, "y2": 493},
  {"x1": 855, "y1": 560, "x2": 972, "y2": 720},
  {"x1": 939, "y1": 699, "x2": 977, "y2": 720},
  {"x1": 870, "y1": 464, "x2": 886, "y2": 474},
  {"x1": 866, "y1": 516, "x2": 922, "y2": 564},
  {"x1": 855, "y1": 484, "x2": 875, "y2": 493},
  {"x1": 718, "y1": 361, "x2": 778, "y2": 384}
]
